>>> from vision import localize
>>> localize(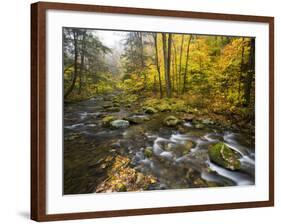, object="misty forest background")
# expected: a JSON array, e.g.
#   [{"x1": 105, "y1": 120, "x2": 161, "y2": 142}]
[{"x1": 64, "y1": 28, "x2": 255, "y2": 123}]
